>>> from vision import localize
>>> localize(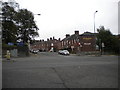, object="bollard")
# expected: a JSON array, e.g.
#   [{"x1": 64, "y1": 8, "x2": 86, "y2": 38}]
[{"x1": 6, "y1": 50, "x2": 11, "y2": 60}]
